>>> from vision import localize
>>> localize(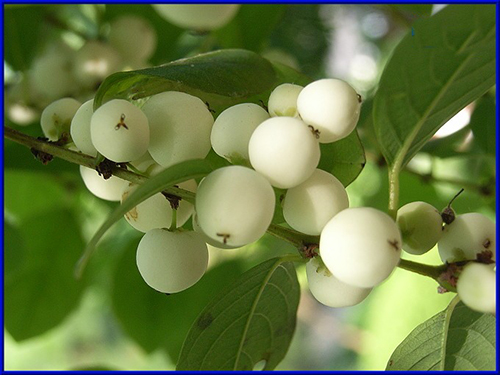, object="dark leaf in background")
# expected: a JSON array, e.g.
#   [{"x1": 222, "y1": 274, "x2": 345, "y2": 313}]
[
  {"x1": 5, "y1": 209, "x2": 86, "y2": 341},
  {"x1": 374, "y1": 4, "x2": 495, "y2": 168},
  {"x1": 177, "y1": 257, "x2": 300, "y2": 371},
  {"x1": 215, "y1": 5, "x2": 286, "y2": 52},
  {"x1": 469, "y1": 95, "x2": 496, "y2": 156},
  {"x1": 387, "y1": 299, "x2": 495, "y2": 370},
  {"x1": 111, "y1": 238, "x2": 244, "y2": 361}
]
